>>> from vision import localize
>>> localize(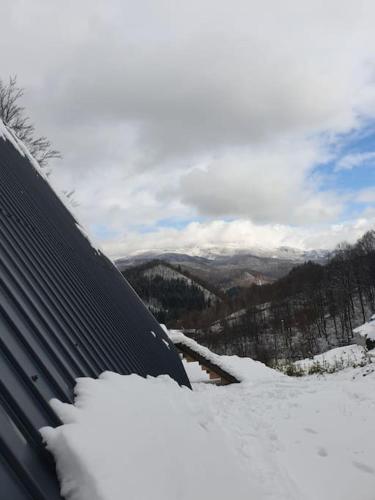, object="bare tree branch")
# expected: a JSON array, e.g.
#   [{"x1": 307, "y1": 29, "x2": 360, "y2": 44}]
[{"x1": 0, "y1": 75, "x2": 61, "y2": 168}]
